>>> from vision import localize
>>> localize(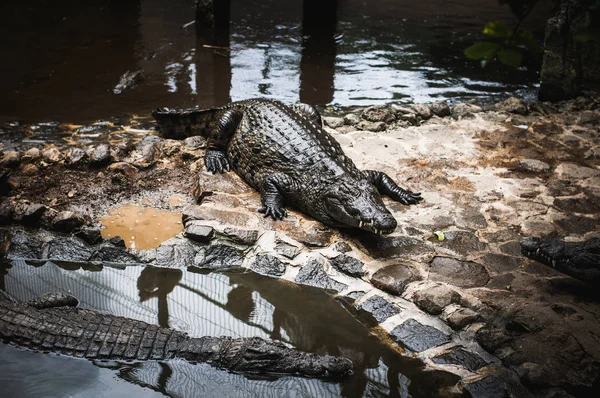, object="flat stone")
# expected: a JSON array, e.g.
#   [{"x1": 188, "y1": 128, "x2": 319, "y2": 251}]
[
  {"x1": 432, "y1": 347, "x2": 488, "y2": 371},
  {"x1": 358, "y1": 234, "x2": 430, "y2": 259},
  {"x1": 295, "y1": 259, "x2": 347, "y2": 292},
  {"x1": 42, "y1": 148, "x2": 62, "y2": 163},
  {"x1": 250, "y1": 254, "x2": 286, "y2": 277},
  {"x1": 323, "y1": 116, "x2": 345, "y2": 128},
  {"x1": 371, "y1": 263, "x2": 421, "y2": 295},
  {"x1": 356, "y1": 120, "x2": 387, "y2": 132},
  {"x1": 362, "y1": 105, "x2": 396, "y2": 123},
  {"x1": 578, "y1": 110, "x2": 600, "y2": 125},
  {"x1": 184, "y1": 135, "x2": 206, "y2": 149},
  {"x1": 195, "y1": 244, "x2": 244, "y2": 270},
  {"x1": 520, "y1": 219, "x2": 557, "y2": 237},
  {"x1": 343, "y1": 113, "x2": 361, "y2": 125},
  {"x1": 442, "y1": 306, "x2": 480, "y2": 329},
  {"x1": 331, "y1": 241, "x2": 352, "y2": 253},
  {"x1": 433, "y1": 230, "x2": 488, "y2": 257},
  {"x1": 553, "y1": 197, "x2": 600, "y2": 214},
  {"x1": 47, "y1": 237, "x2": 93, "y2": 262},
  {"x1": 21, "y1": 148, "x2": 40, "y2": 162},
  {"x1": 413, "y1": 284, "x2": 461, "y2": 315},
  {"x1": 431, "y1": 101, "x2": 451, "y2": 117},
  {"x1": 274, "y1": 238, "x2": 301, "y2": 259},
  {"x1": 515, "y1": 159, "x2": 551, "y2": 173},
  {"x1": 478, "y1": 253, "x2": 523, "y2": 273},
  {"x1": 355, "y1": 295, "x2": 401, "y2": 323},
  {"x1": 495, "y1": 97, "x2": 528, "y2": 115},
  {"x1": 390, "y1": 319, "x2": 450, "y2": 352},
  {"x1": 88, "y1": 144, "x2": 112, "y2": 167},
  {"x1": 462, "y1": 376, "x2": 508, "y2": 398},
  {"x1": 329, "y1": 254, "x2": 365, "y2": 277},
  {"x1": 184, "y1": 222, "x2": 214, "y2": 243},
  {"x1": 429, "y1": 257, "x2": 490, "y2": 288},
  {"x1": 451, "y1": 103, "x2": 482, "y2": 119},
  {"x1": 554, "y1": 163, "x2": 600, "y2": 179},
  {"x1": 411, "y1": 104, "x2": 432, "y2": 120},
  {"x1": 1, "y1": 151, "x2": 21, "y2": 168},
  {"x1": 65, "y1": 148, "x2": 88, "y2": 167},
  {"x1": 51, "y1": 211, "x2": 86, "y2": 233},
  {"x1": 222, "y1": 227, "x2": 259, "y2": 245}
]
